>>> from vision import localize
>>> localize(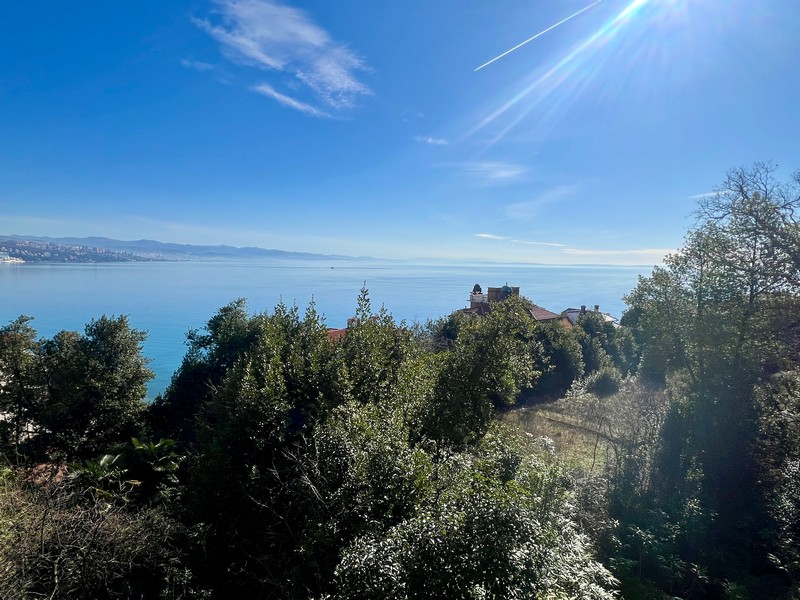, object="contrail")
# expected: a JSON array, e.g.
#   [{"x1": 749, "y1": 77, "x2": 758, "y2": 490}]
[{"x1": 474, "y1": 0, "x2": 603, "y2": 72}]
